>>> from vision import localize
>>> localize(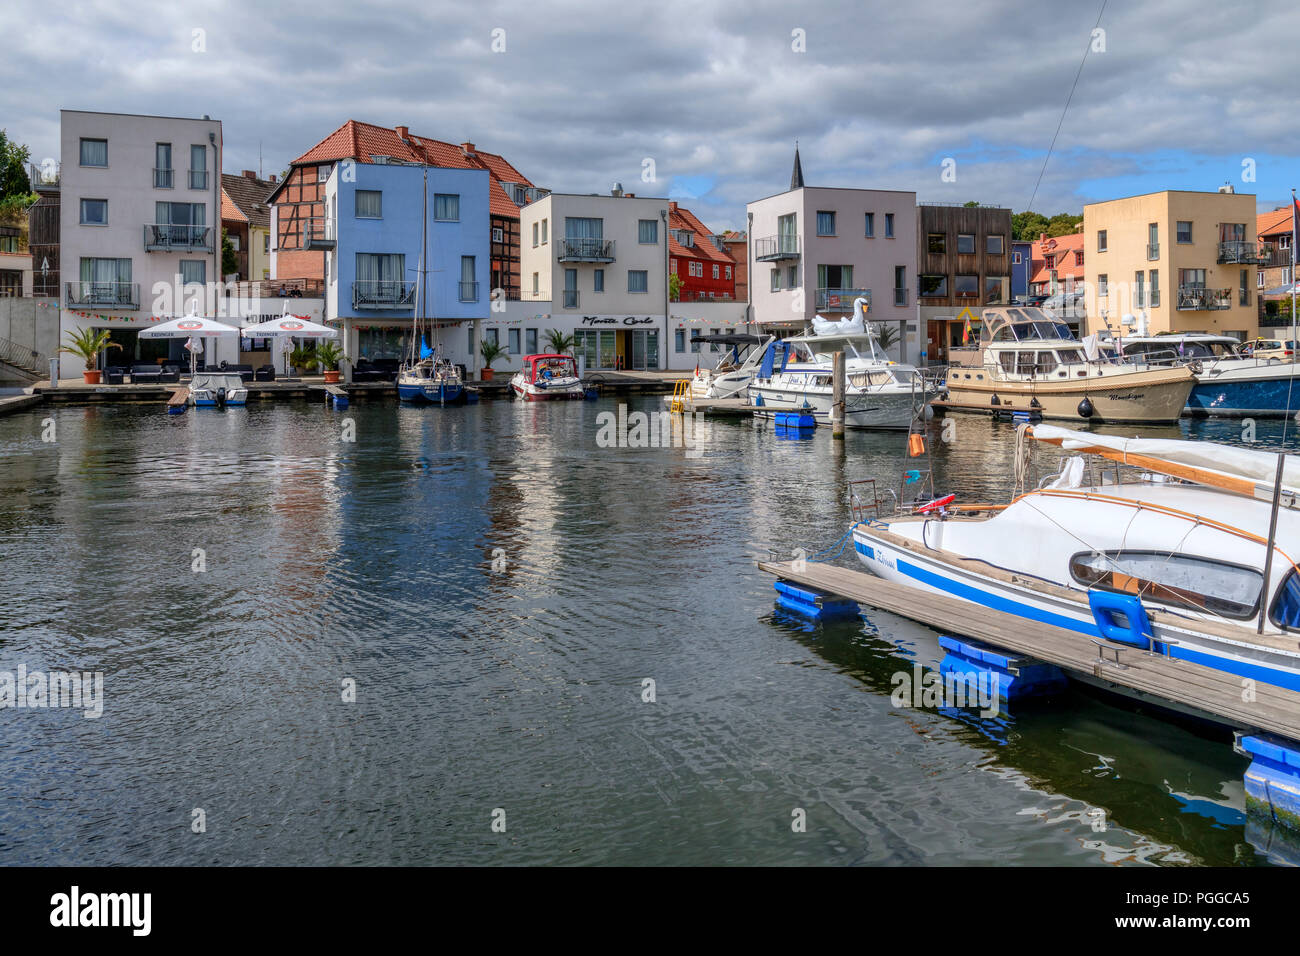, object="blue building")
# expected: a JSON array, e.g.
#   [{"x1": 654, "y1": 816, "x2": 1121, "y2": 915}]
[
  {"x1": 1011, "y1": 239, "x2": 1033, "y2": 302},
  {"x1": 324, "y1": 161, "x2": 491, "y2": 369}
]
